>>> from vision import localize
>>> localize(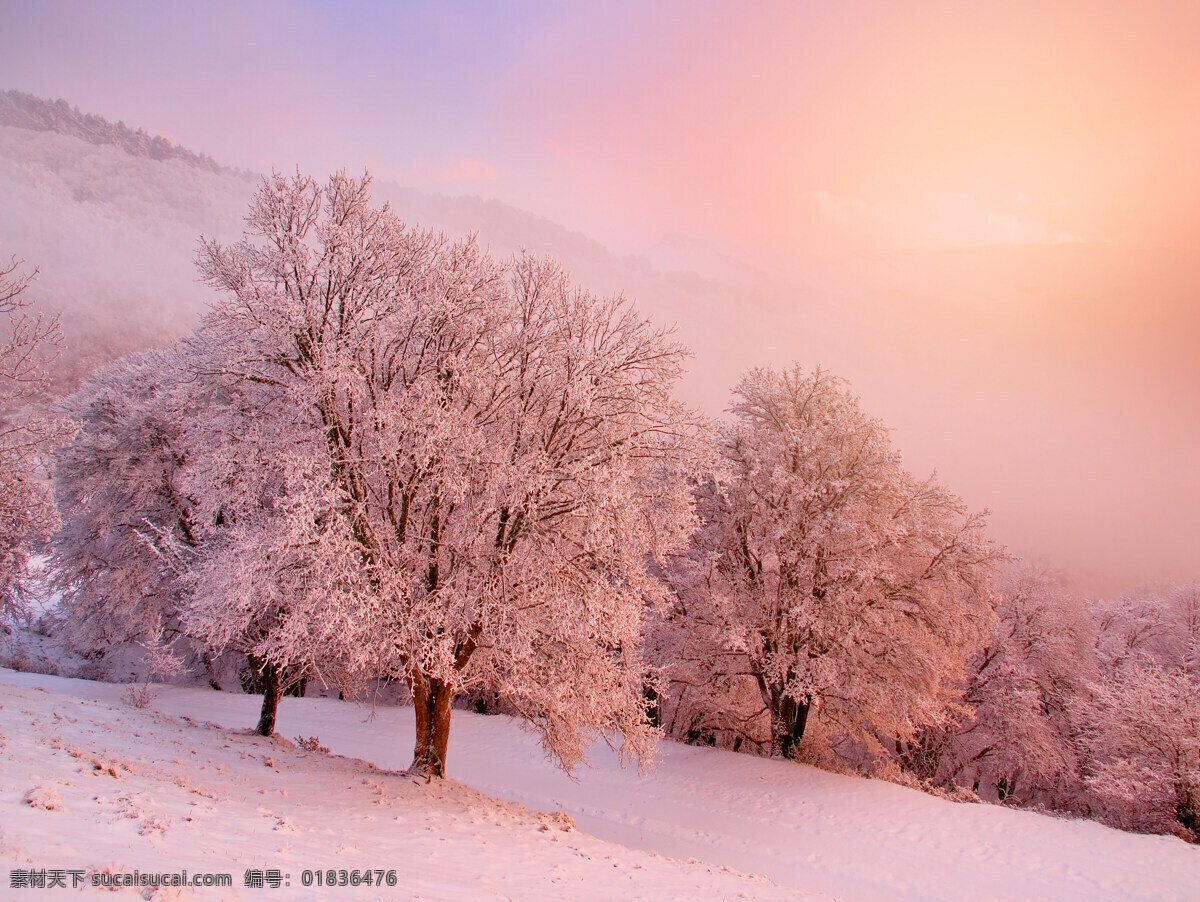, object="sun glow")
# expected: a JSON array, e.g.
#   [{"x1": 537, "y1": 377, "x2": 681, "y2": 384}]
[{"x1": 810, "y1": 189, "x2": 1085, "y2": 249}]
